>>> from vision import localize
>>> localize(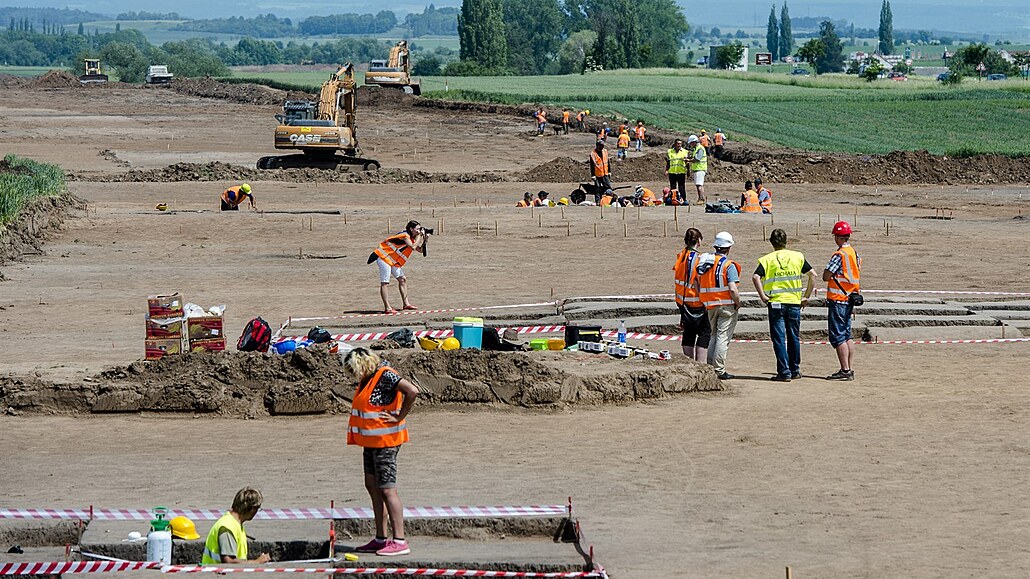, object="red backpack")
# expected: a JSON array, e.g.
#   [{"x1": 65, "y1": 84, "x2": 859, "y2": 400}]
[{"x1": 237, "y1": 317, "x2": 271, "y2": 352}]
